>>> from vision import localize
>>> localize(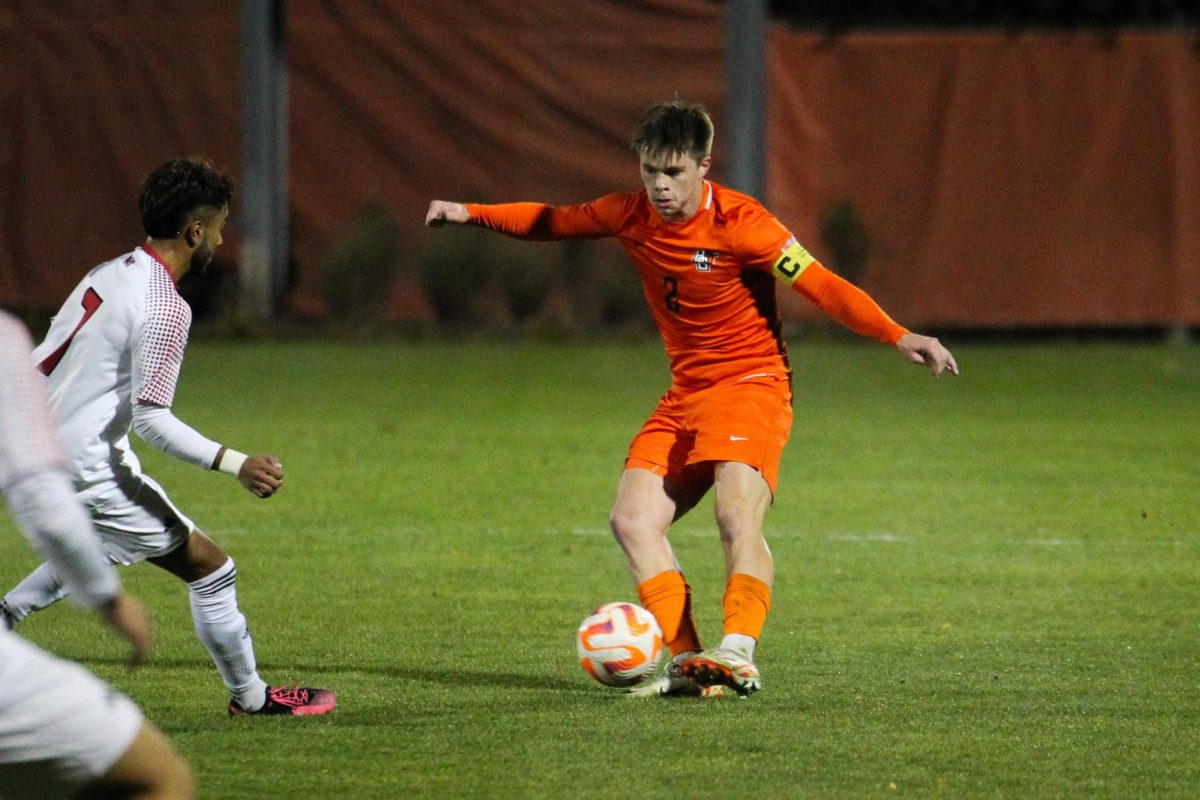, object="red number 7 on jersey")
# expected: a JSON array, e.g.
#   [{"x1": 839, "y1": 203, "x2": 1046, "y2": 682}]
[{"x1": 38, "y1": 287, "x2": 103, "y2": 376}]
